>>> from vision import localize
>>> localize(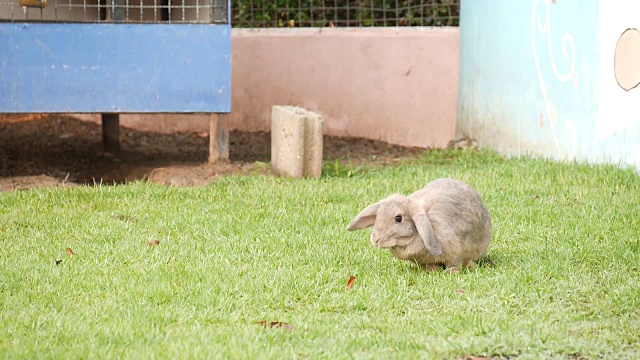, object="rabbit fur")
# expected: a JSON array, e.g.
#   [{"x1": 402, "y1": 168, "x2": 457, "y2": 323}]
[{"x1": 347, "y1": 178, "x2": 491, "y2": 271}]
